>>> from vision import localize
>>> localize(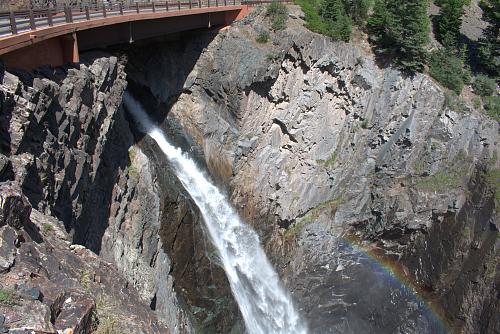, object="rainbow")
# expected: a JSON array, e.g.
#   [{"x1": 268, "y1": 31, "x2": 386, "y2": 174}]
[{"x1": 341, "y1": 233, "x2": 452, "y2": 333}]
